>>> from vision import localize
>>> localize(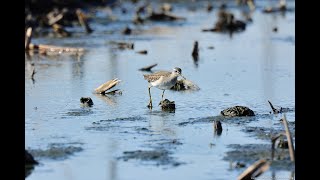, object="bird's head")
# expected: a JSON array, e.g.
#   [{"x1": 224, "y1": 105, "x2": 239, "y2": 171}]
[{"x1": 173, "y1": 67, "x2": 186, "y2": 79}]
